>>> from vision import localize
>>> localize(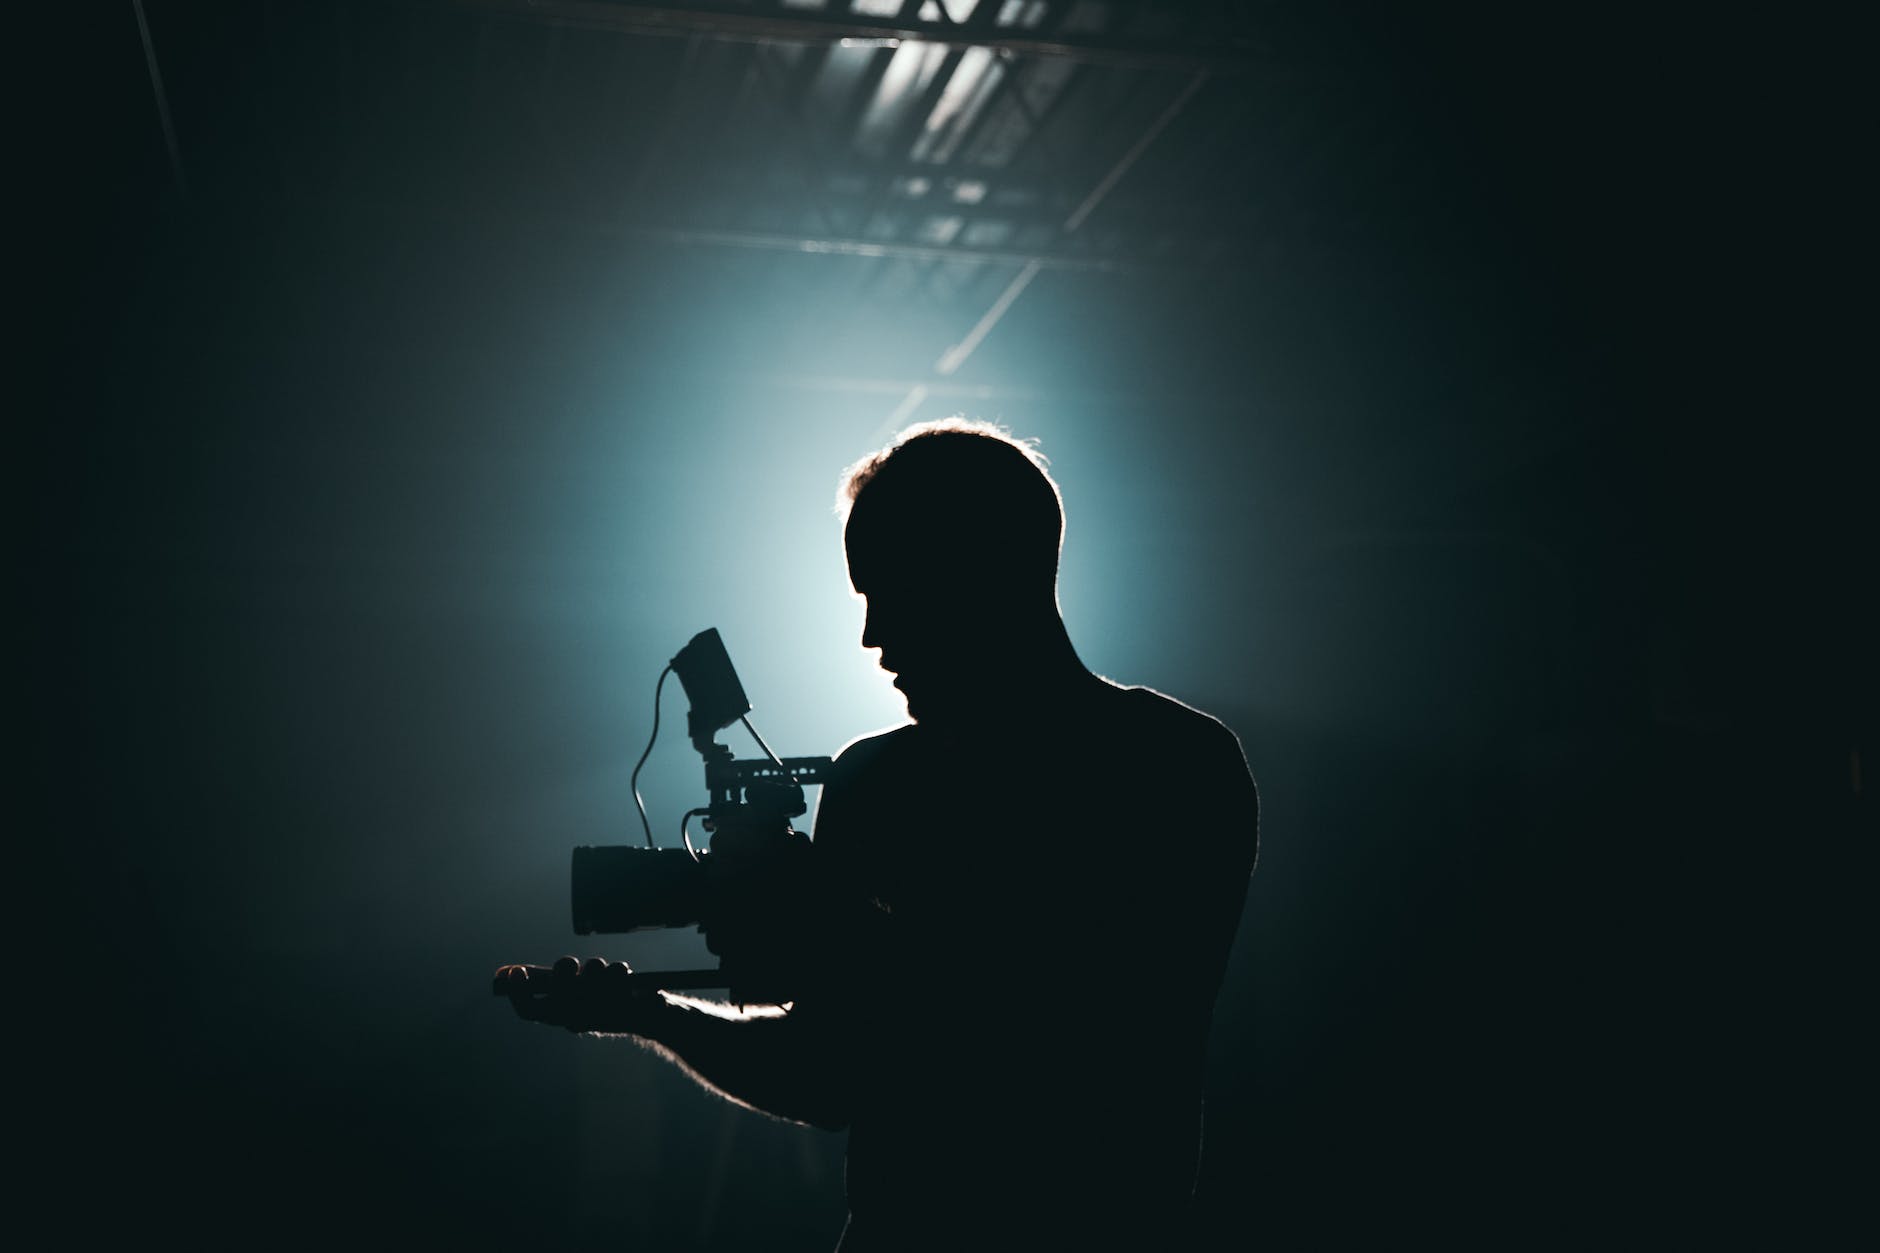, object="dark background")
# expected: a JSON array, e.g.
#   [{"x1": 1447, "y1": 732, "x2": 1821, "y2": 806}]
[{"x1": 31, "y1": 2, "x2": 1864, "y2": 1248}]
